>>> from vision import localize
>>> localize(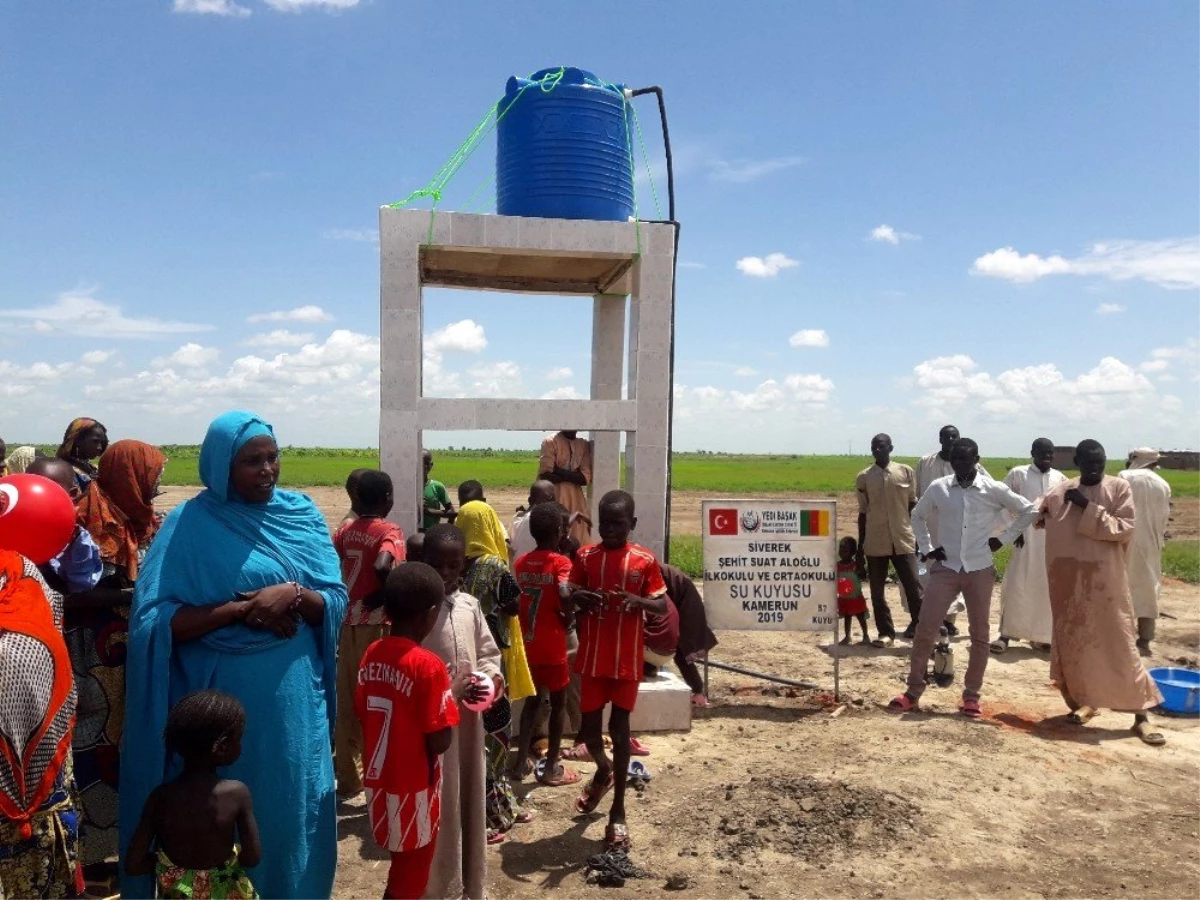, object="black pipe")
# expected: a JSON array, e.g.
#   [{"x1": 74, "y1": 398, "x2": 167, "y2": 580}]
[
  {"x1": 630, "y1": 85, "x2": 678, "y2": 561},
  {"x1": 704, "y1": 659, "x2": 826, "y2": 692}
]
